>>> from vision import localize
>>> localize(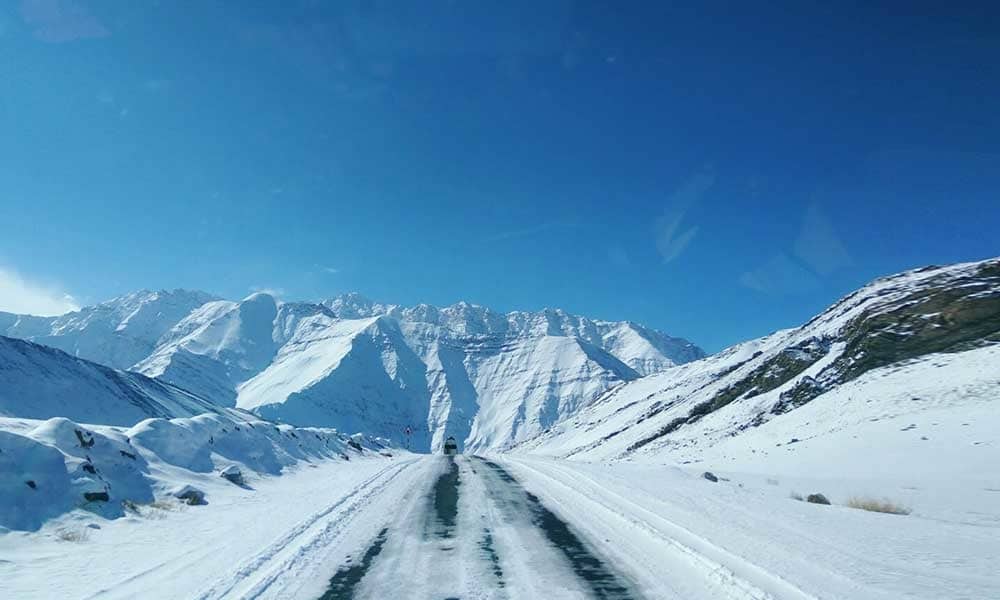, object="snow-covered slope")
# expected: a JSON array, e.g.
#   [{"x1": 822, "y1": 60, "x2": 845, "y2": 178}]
[
  {"x1": 0, "y1": 412, "x2": 393, "y2": 532},
  {"x1": 133, "y1": 293, "x2": 290, "y2": 404},
  {"x1": 0, "y1": 335, "x2": 229, "y2": 426},
  {"x1": 514, "y1": 257, "x2": 1000, "y2": 464},
  {"x1": 0, "y1": 290, "x2": 218, "y2": 370},
  {"x1": 236, "y1": 316, "x2": 434, "y2": 450},
  {"x1": 2, "y1": 292, "x2": 703, "y2": 452}
]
